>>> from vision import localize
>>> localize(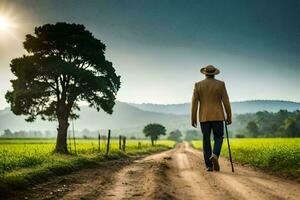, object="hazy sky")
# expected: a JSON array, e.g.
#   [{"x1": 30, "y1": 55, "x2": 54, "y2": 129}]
[{"x1": 0, "y1": 0, "x2": 299, "y2": 109}]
